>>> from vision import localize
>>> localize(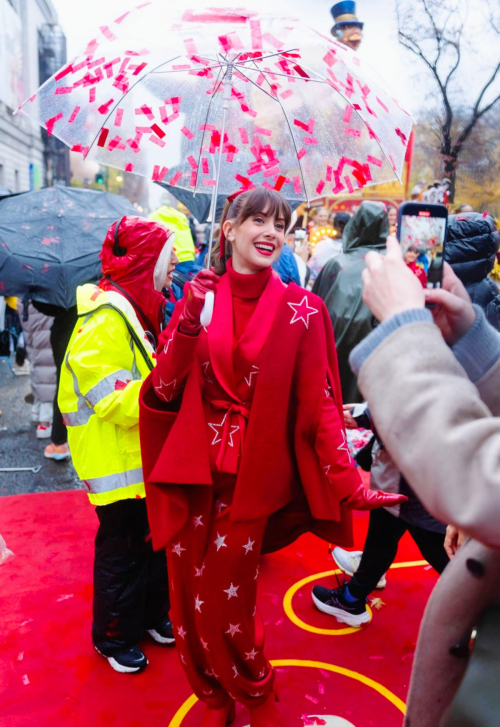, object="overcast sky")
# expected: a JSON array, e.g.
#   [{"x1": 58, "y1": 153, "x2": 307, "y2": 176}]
[
  {"x1": 51, "y1": 0, "x2": 498, "y2": 207},
  {"x1": 51, "y1": 0, "x2": 499, "y2": 119}
]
